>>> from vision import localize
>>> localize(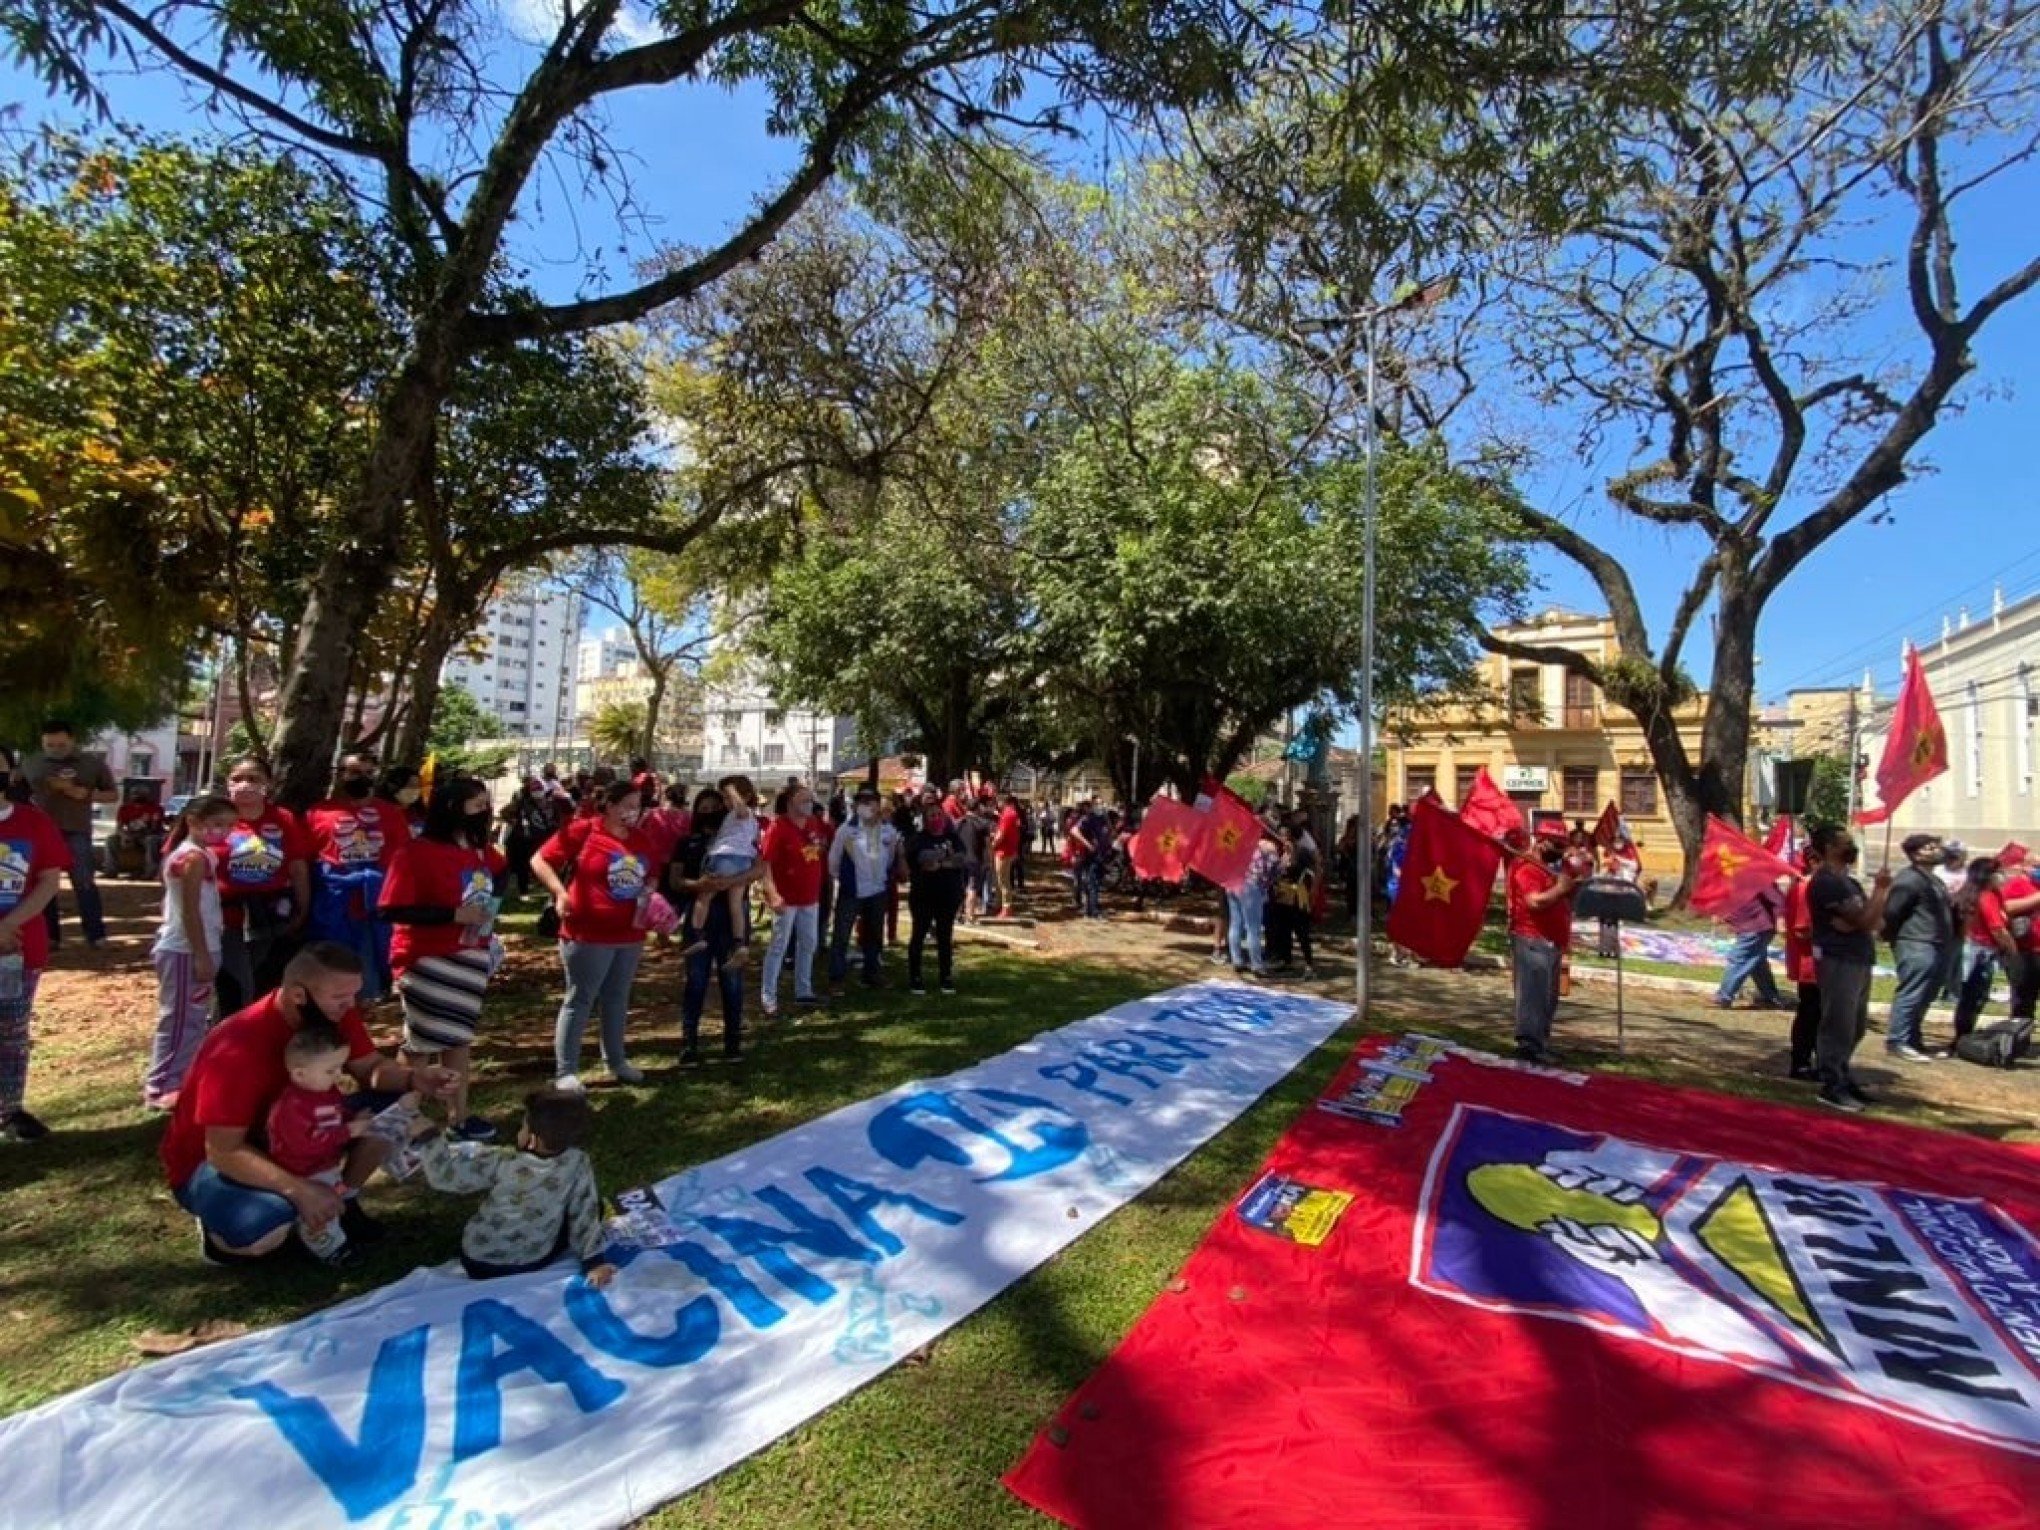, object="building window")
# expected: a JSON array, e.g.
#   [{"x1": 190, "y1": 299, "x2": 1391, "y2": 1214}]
[
  {"x1": 1406, "y1": 766, "x2": 1437, "y2": 801},
  {"x1": 721, "y1": 710, "x2": 742, "y2": 729},
  {"x1": 1619, "y1": 769, "x2": 1657, "y2": 816},
  {"x1": 765, "y1": 710, "x2": 784, "y2": 730},
  {"x1": 1562, "y1": 672, "x2": 1596, "y2": 730},
  {"x1": 1454, "y1": 765, "x2": 1481, "y2": 805},
  {"x1": 1562, "y1": 767, "x2": 1598, "y2": 814},
  {"x1": 1967, "y1": 679, "x2": 1983, "y2": 798},
  {"x1": 763, "y1": 743, "x2": 785, "y2": 766},
  {"x1": 1508, "y1": 668, "x2": 1542, "y2": 726}
]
